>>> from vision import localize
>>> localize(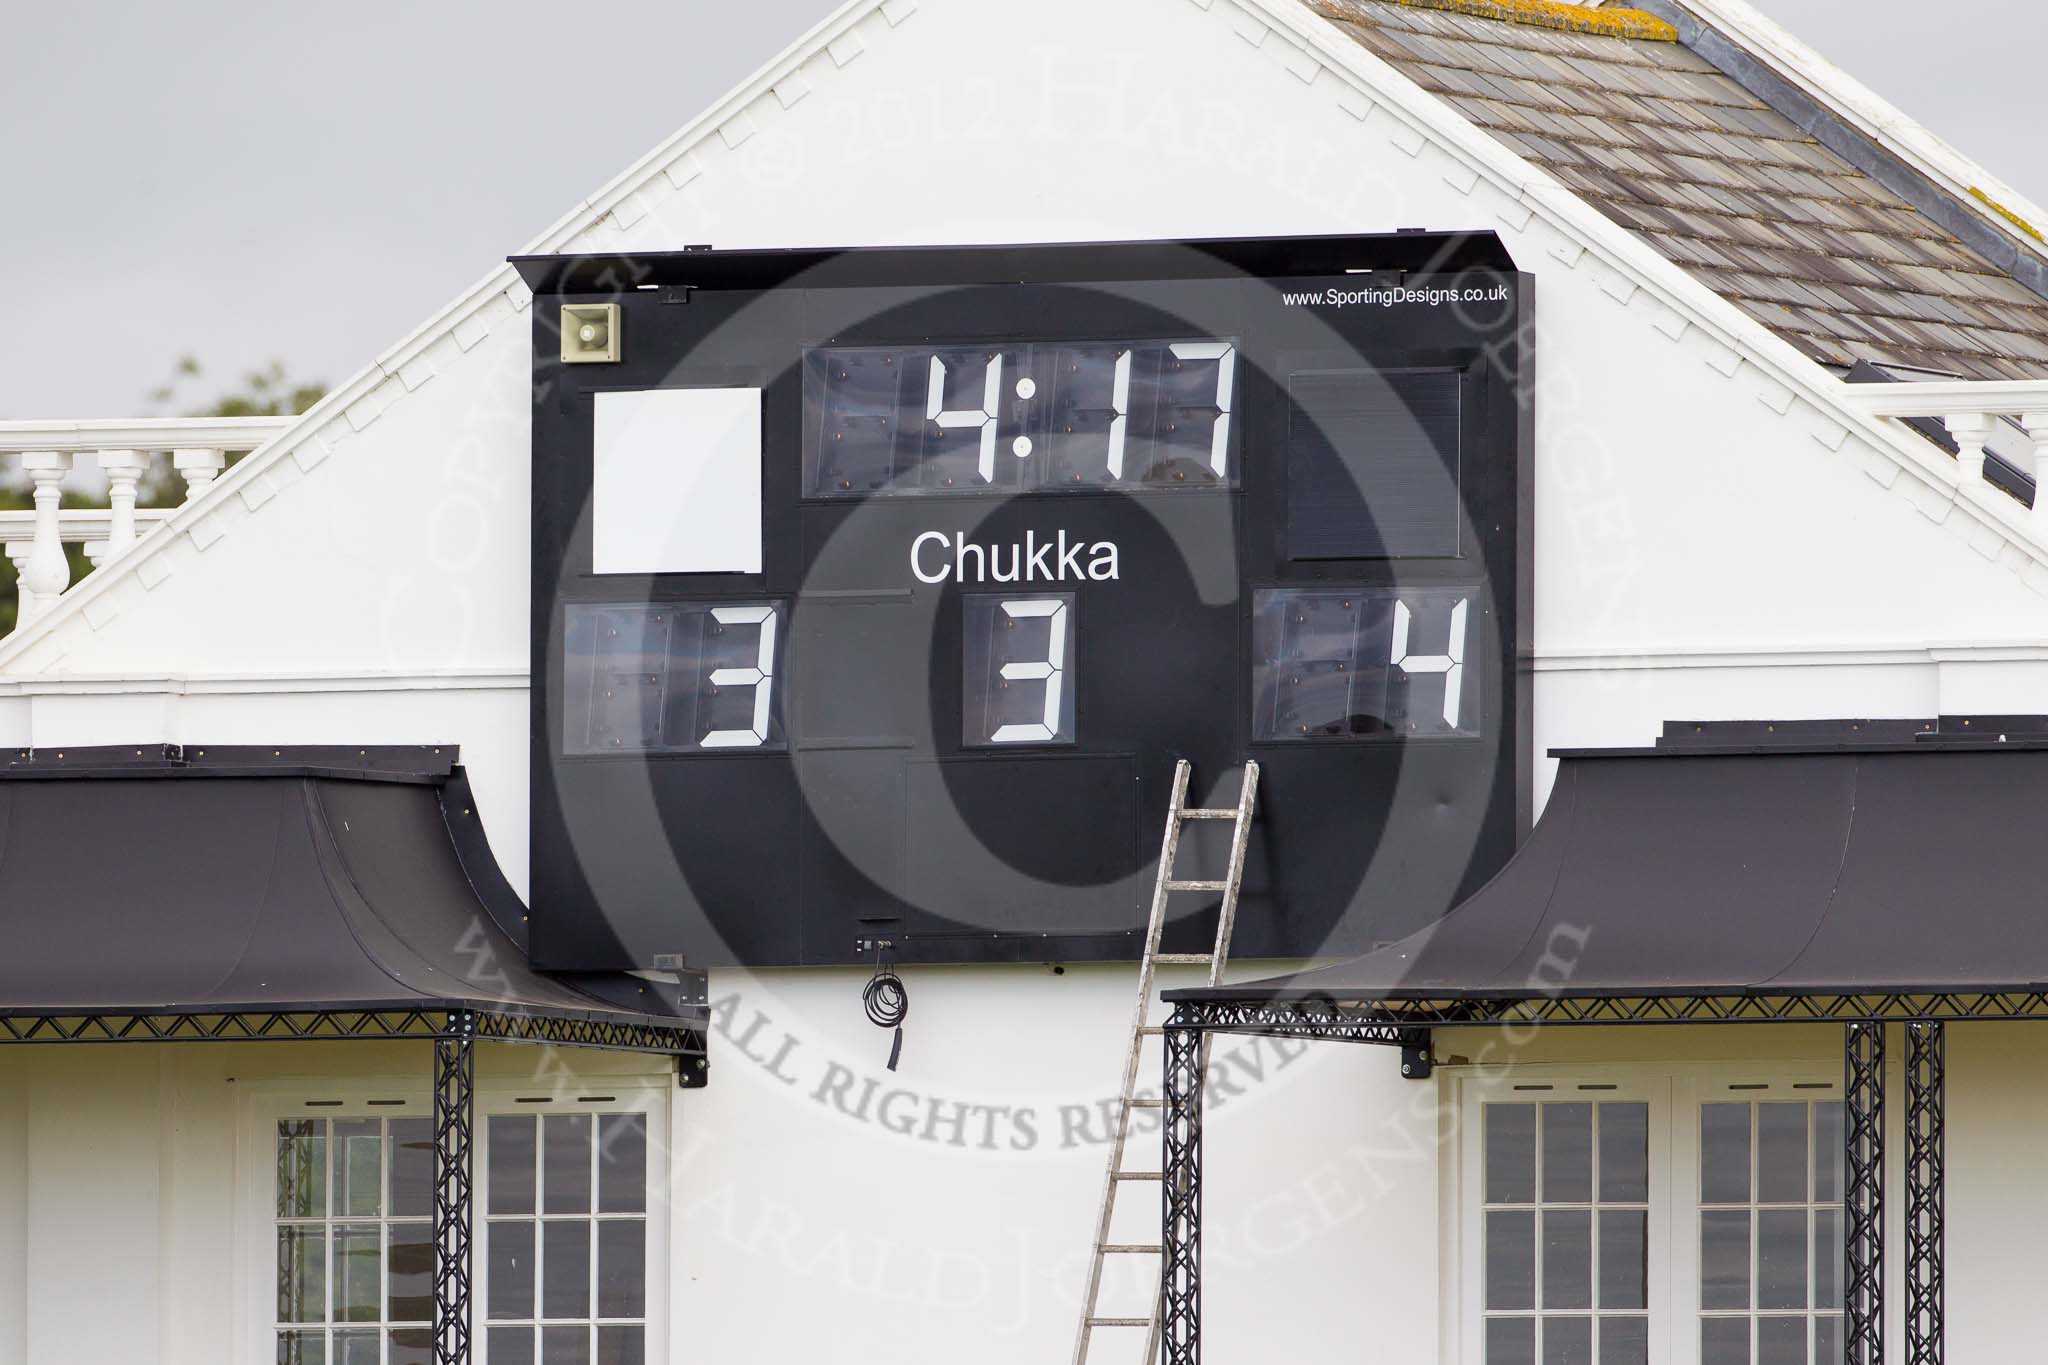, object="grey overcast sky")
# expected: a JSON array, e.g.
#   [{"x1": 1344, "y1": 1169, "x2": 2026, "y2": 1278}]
[{"x1": 1, "y1": 0, "x2": 2041, "y2": 418}]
